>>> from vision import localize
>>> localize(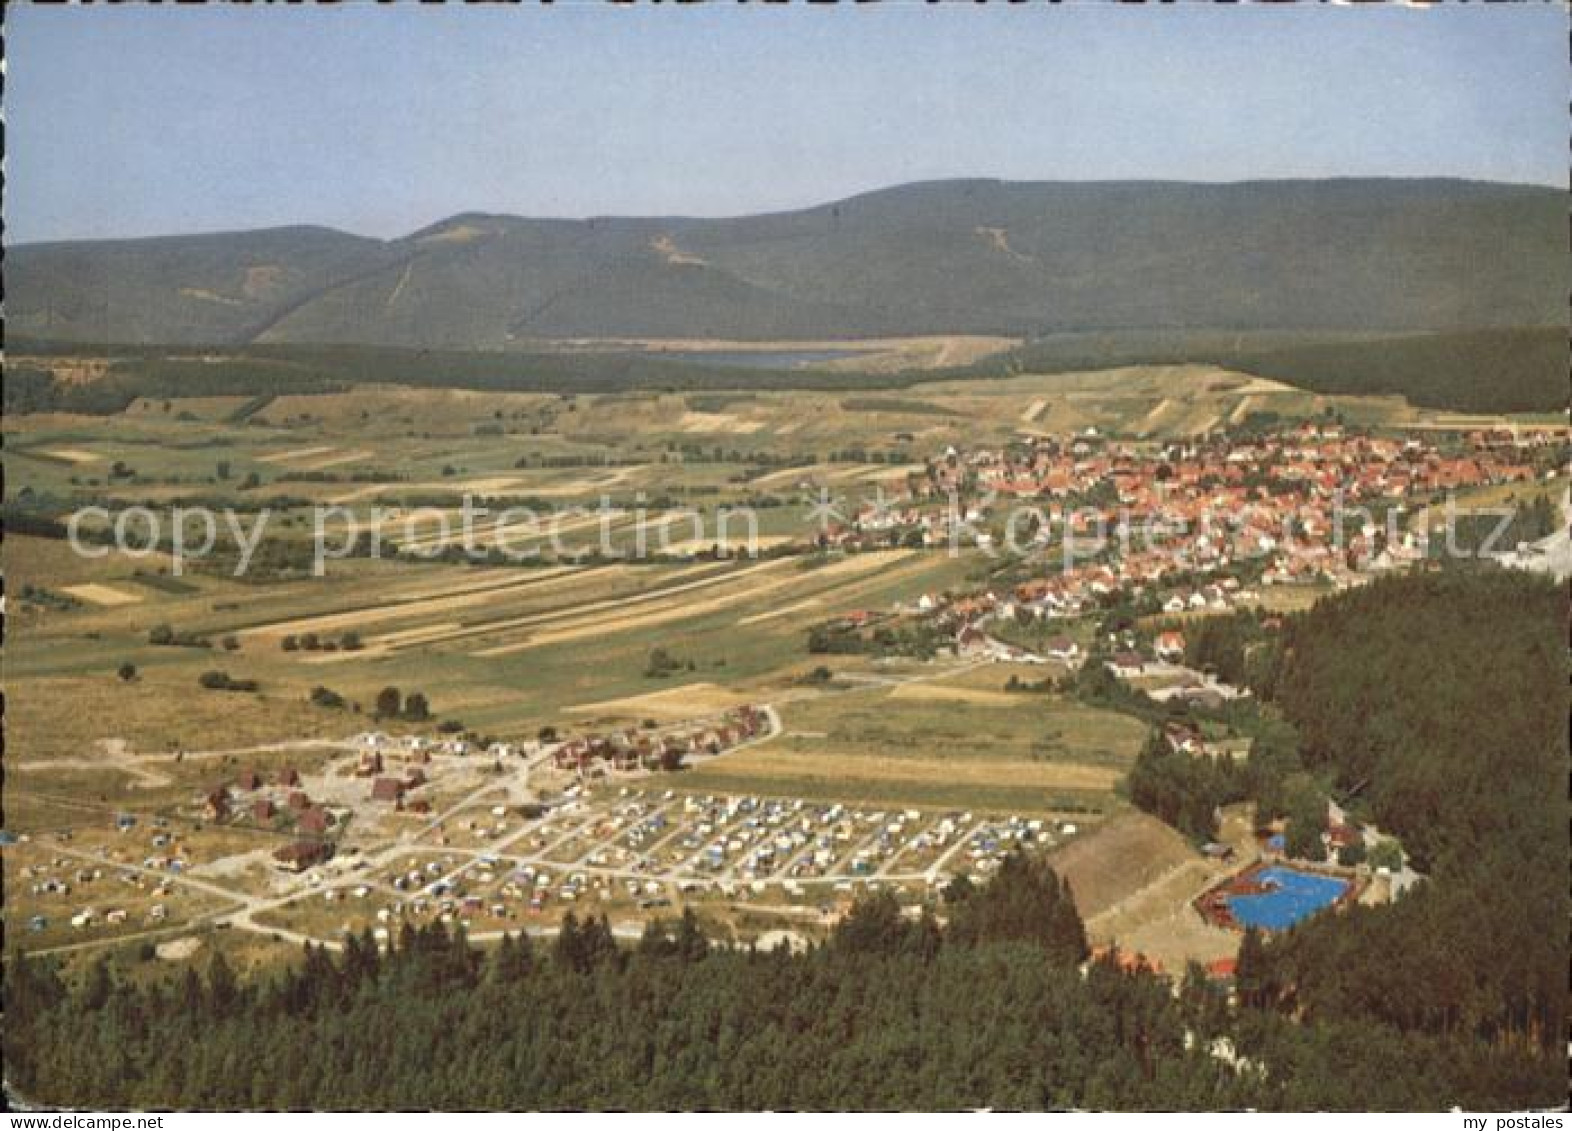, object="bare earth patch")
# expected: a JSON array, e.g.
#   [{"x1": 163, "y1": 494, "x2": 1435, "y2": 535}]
[{"x1": 61, "y1": 583, "x2": 143, "y2": 607}]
